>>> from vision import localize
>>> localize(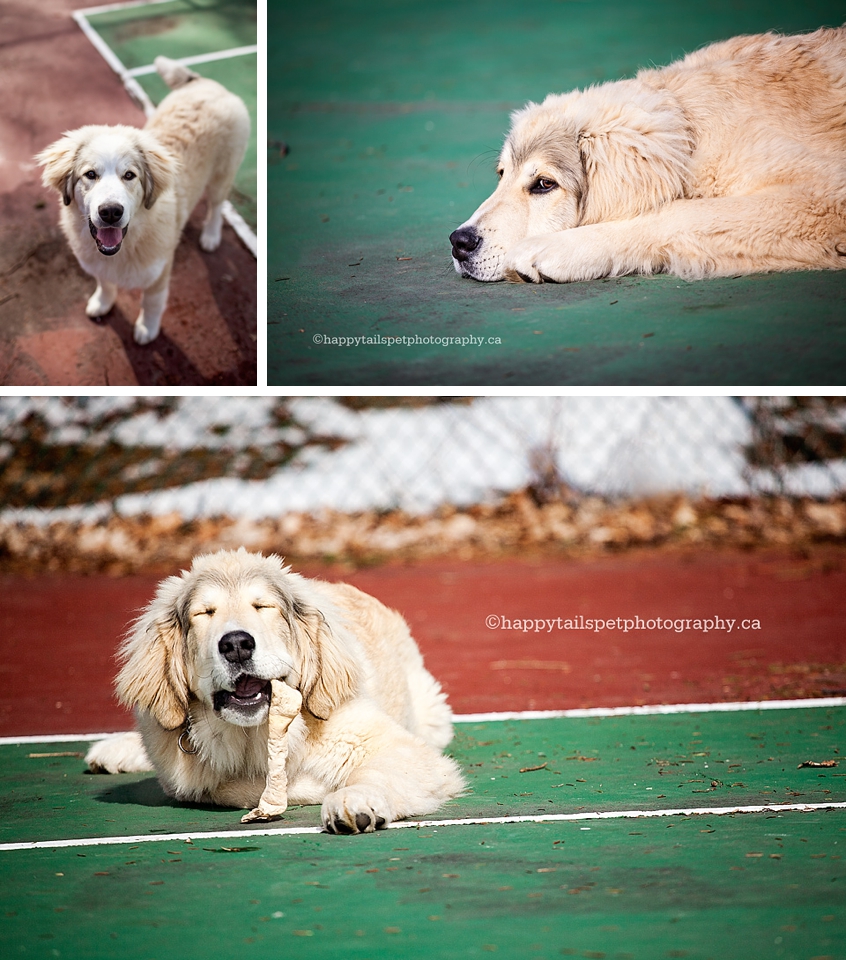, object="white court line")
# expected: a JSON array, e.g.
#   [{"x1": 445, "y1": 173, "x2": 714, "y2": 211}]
[
  {"x1": 71, "y1": 1, "x2": 257, "y2": 256},
  {"x1": 126, "y1": 44, "x2": 258, "y2": 76},
  {"x1": 2, "y1": 696, "x2": 844, "y2": 746},
  {"x1": 75, "y1": 0, "x2": 179, "y2": 16},
  {"x1": 455, "y1": 696, "x2": 846, "y2": 723},
  {"x1": 1, "y1": 802, "x2": 844, "y2": 853}
]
